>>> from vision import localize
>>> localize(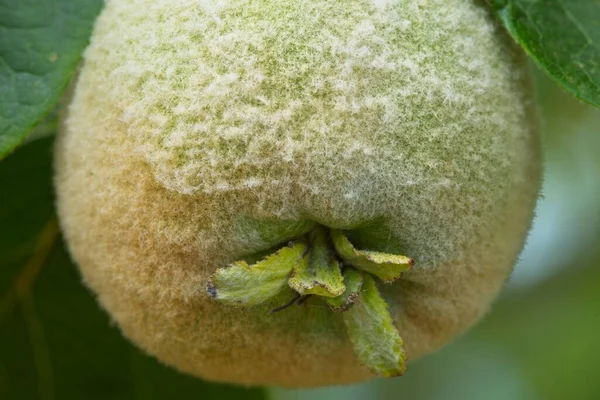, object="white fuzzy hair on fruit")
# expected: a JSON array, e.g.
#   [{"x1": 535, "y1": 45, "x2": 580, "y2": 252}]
[{"x1": 55, "y1": 0, "x2": 541, "y2": 387}]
